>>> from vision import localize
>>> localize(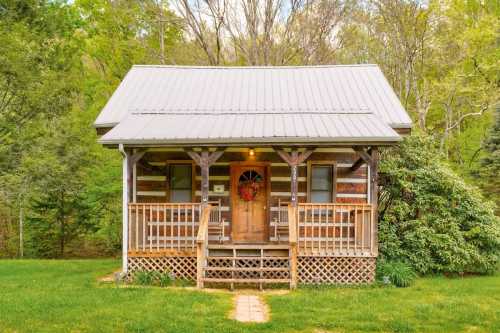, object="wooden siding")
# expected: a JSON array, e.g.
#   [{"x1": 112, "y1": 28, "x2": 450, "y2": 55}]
[{"x1": 134, "y1": 148, "x2": 369, "y2": 234}]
